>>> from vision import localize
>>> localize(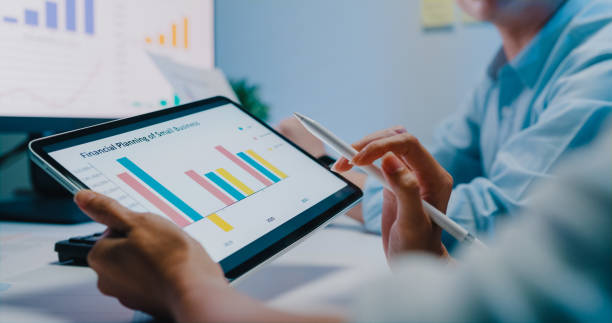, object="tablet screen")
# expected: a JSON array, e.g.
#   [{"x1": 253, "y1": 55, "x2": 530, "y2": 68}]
[{"x1": 40, "y1": 101, "x2": 353, "y2": 274}]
